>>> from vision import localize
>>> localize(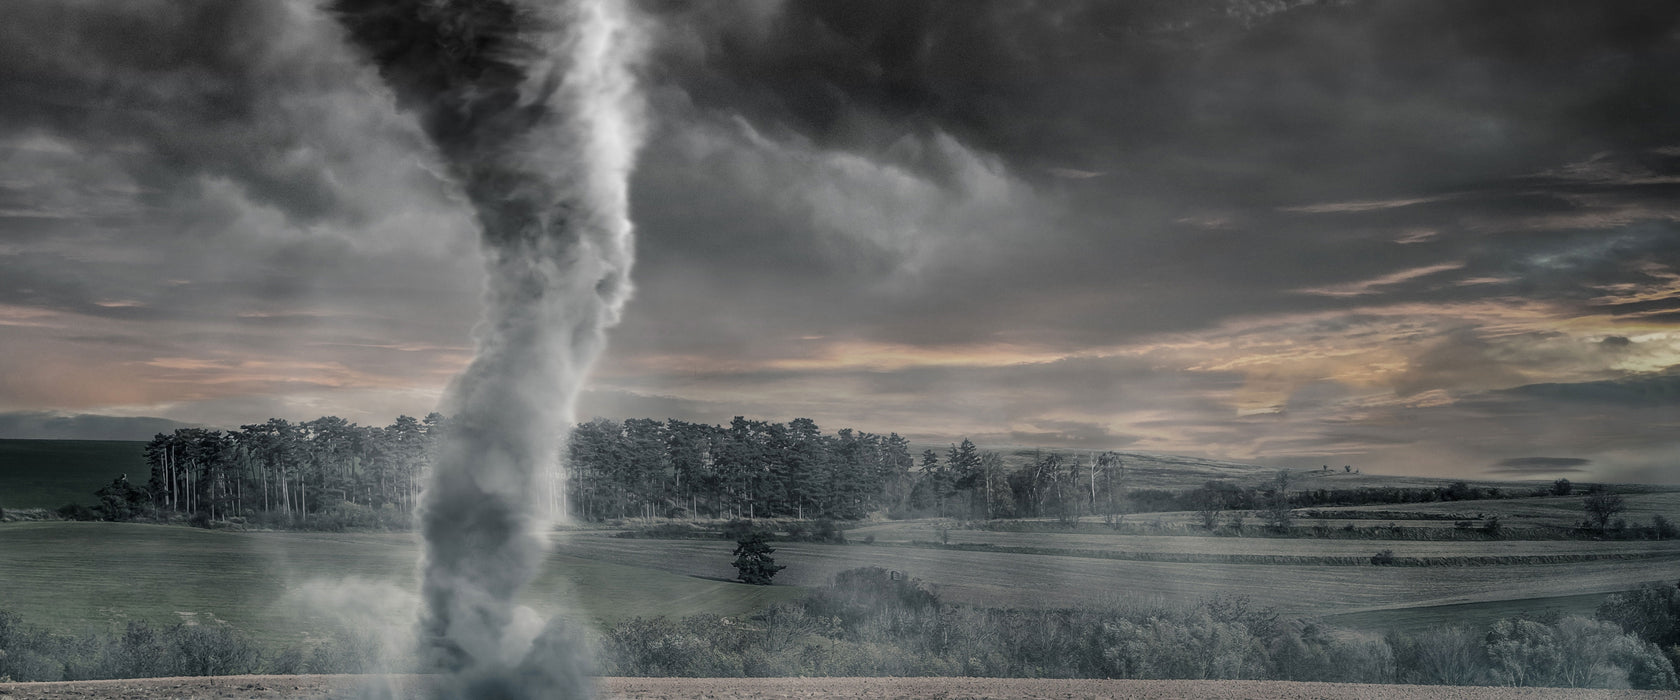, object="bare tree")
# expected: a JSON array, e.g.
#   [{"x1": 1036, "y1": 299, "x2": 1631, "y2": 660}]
[{"x1": 1583, "y1": 487, "x2": 1626, "y2": 532}]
